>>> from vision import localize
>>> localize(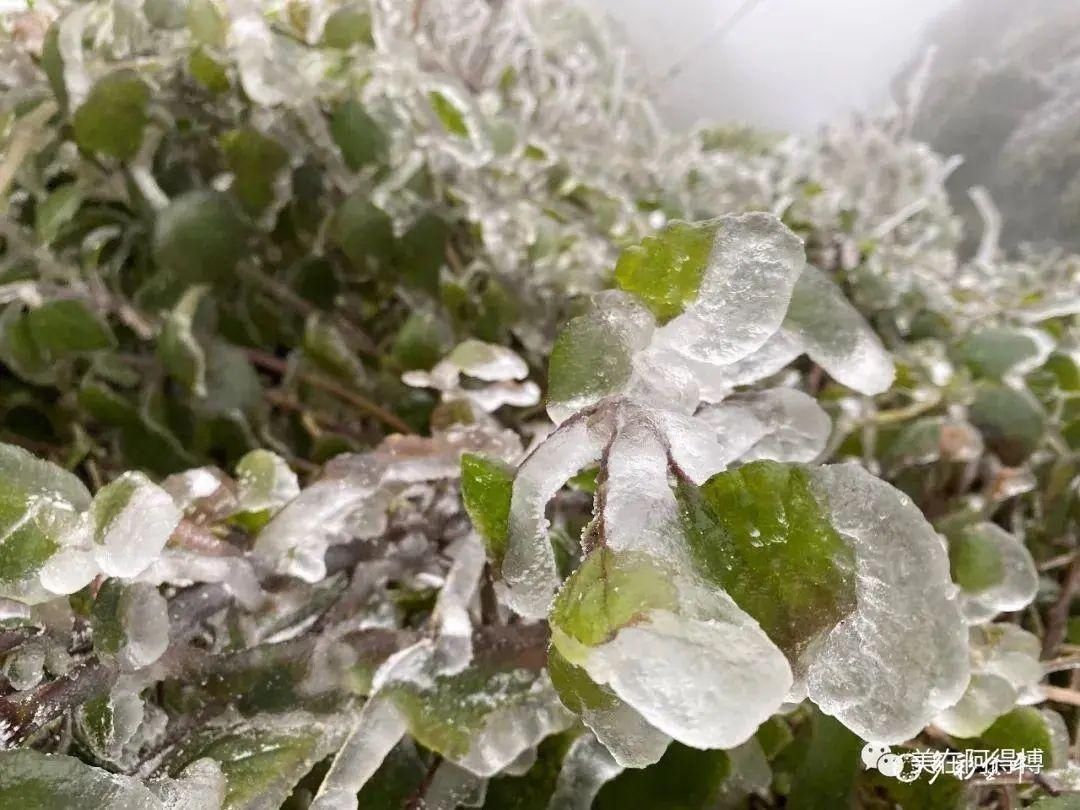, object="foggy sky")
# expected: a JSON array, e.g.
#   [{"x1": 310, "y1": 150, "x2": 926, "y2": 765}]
[{"x1": 588, "y1": 0, "x2": 955, "y2": 133}]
